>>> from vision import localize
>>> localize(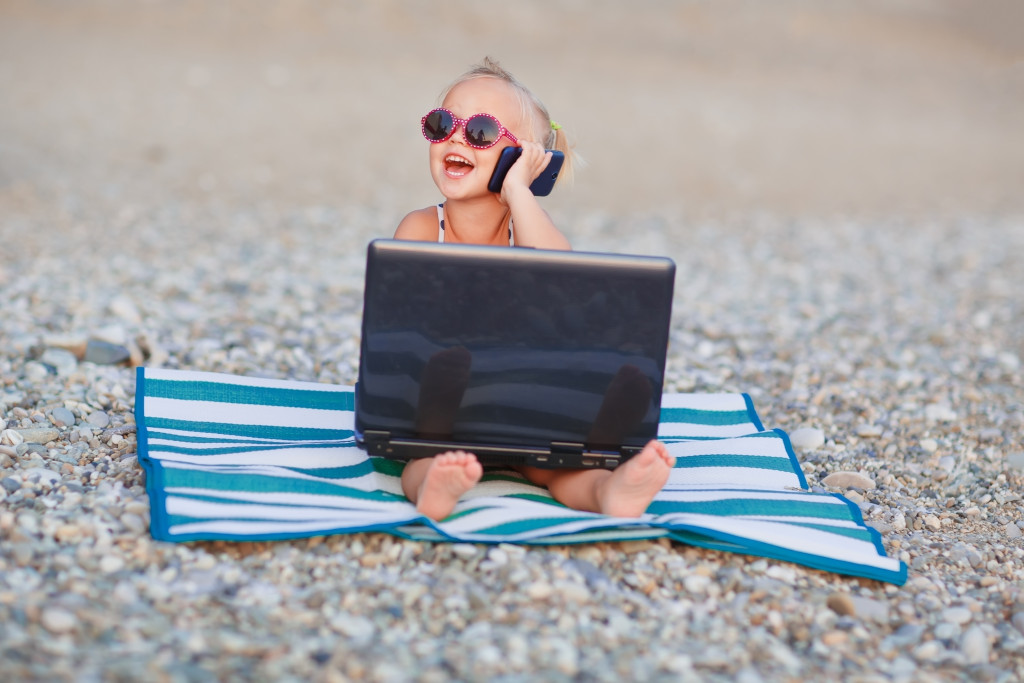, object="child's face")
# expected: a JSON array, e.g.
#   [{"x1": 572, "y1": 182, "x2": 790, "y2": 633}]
[{"x1": 429, "y1": 78, "x2": 531, "y2": 201}]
